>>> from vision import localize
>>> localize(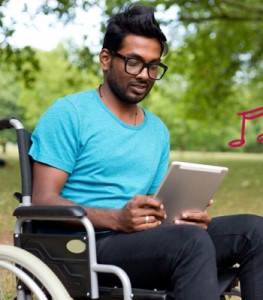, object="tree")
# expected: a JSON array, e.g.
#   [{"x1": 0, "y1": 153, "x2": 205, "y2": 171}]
[
  {"x1": 0, "y1": 0, "x2": 97, "y2": 86},
  {"x1": 2, "y1": 1, "x2": 263, "y2": 92},
  {"x1": 1, "y1": 0, "x2": 263, "y2": 151},
  {"x1": 170, "y1": 0, "x2": 263, "y2": 115},
  {"x1": 0, "y1": 65, "x2": 25, "y2": 146},
  {"x1": 18, "y1": 45, "x2": 101, "y2": 130},
  {"x1": 2, "y1": 0, "x2": 263, "y2": 108}
]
